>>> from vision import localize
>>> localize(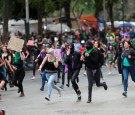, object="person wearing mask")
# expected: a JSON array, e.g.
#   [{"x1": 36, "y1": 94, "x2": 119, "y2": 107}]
[
  {"x1": 12, "y1": 51, "x2": 25, "y2": 97},
  {"x1": 82, "y1": 41, "x2": 108, "y2": 103},
  {"x1": 65, "y1": 43, "x2": 82, "y2": 102},
  {"x1": 38, "y1": 48, "x2": 61, "y2": 101},
  {"x1": 121, "y1": 41, "x2": 135, "y2": 97}
]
